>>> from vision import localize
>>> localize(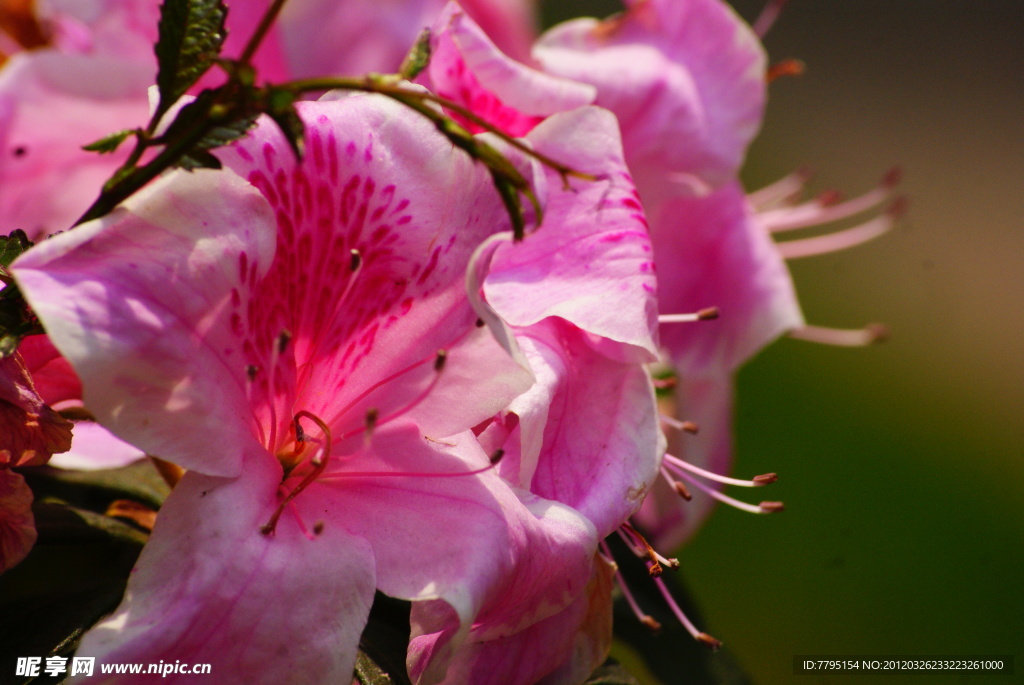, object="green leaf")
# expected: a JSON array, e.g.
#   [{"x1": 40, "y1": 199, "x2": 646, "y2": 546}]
[
  {"x1": 153, "y1": 0, "x2": 228, "y2": 122},
  {"x1": 357, "y1": 593, "x2": 413, "y2": 685},
  {"x1": 0, "y1": 228, "x2": 32, "y2": 269},
  {"x1": 266, "y1": 96, "x2": 305, "y2": 161},
  {"x1": 82, "y1": 129, "x2": 134, "y2": 154},
  {"x1": 161, "y1": 91, "x2": 259, "y2": 170},
  {"x1": 398, "y1": 29, "x2": 432, "y2": 80},
  {"x1": 22, "y1": 458, "x2": 171, "y2": 511},
  {"x1": 585, "y1": 660, "x2": 643, "y2": 685}
]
